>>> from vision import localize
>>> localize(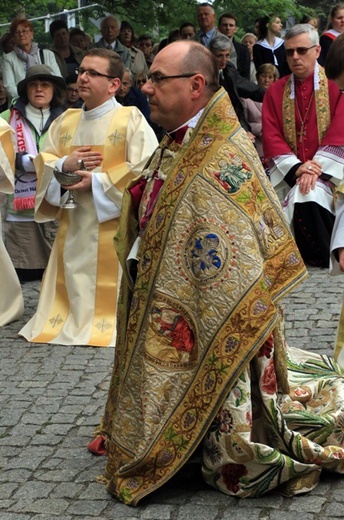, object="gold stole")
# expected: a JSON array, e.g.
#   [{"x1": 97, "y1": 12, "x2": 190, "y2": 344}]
[
  {"x1": 282, "y1": 66, "x2": 330, "y2": 155},
  {"x1": 32, "y1": 106, "x2": 133, "y2": 346}
]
